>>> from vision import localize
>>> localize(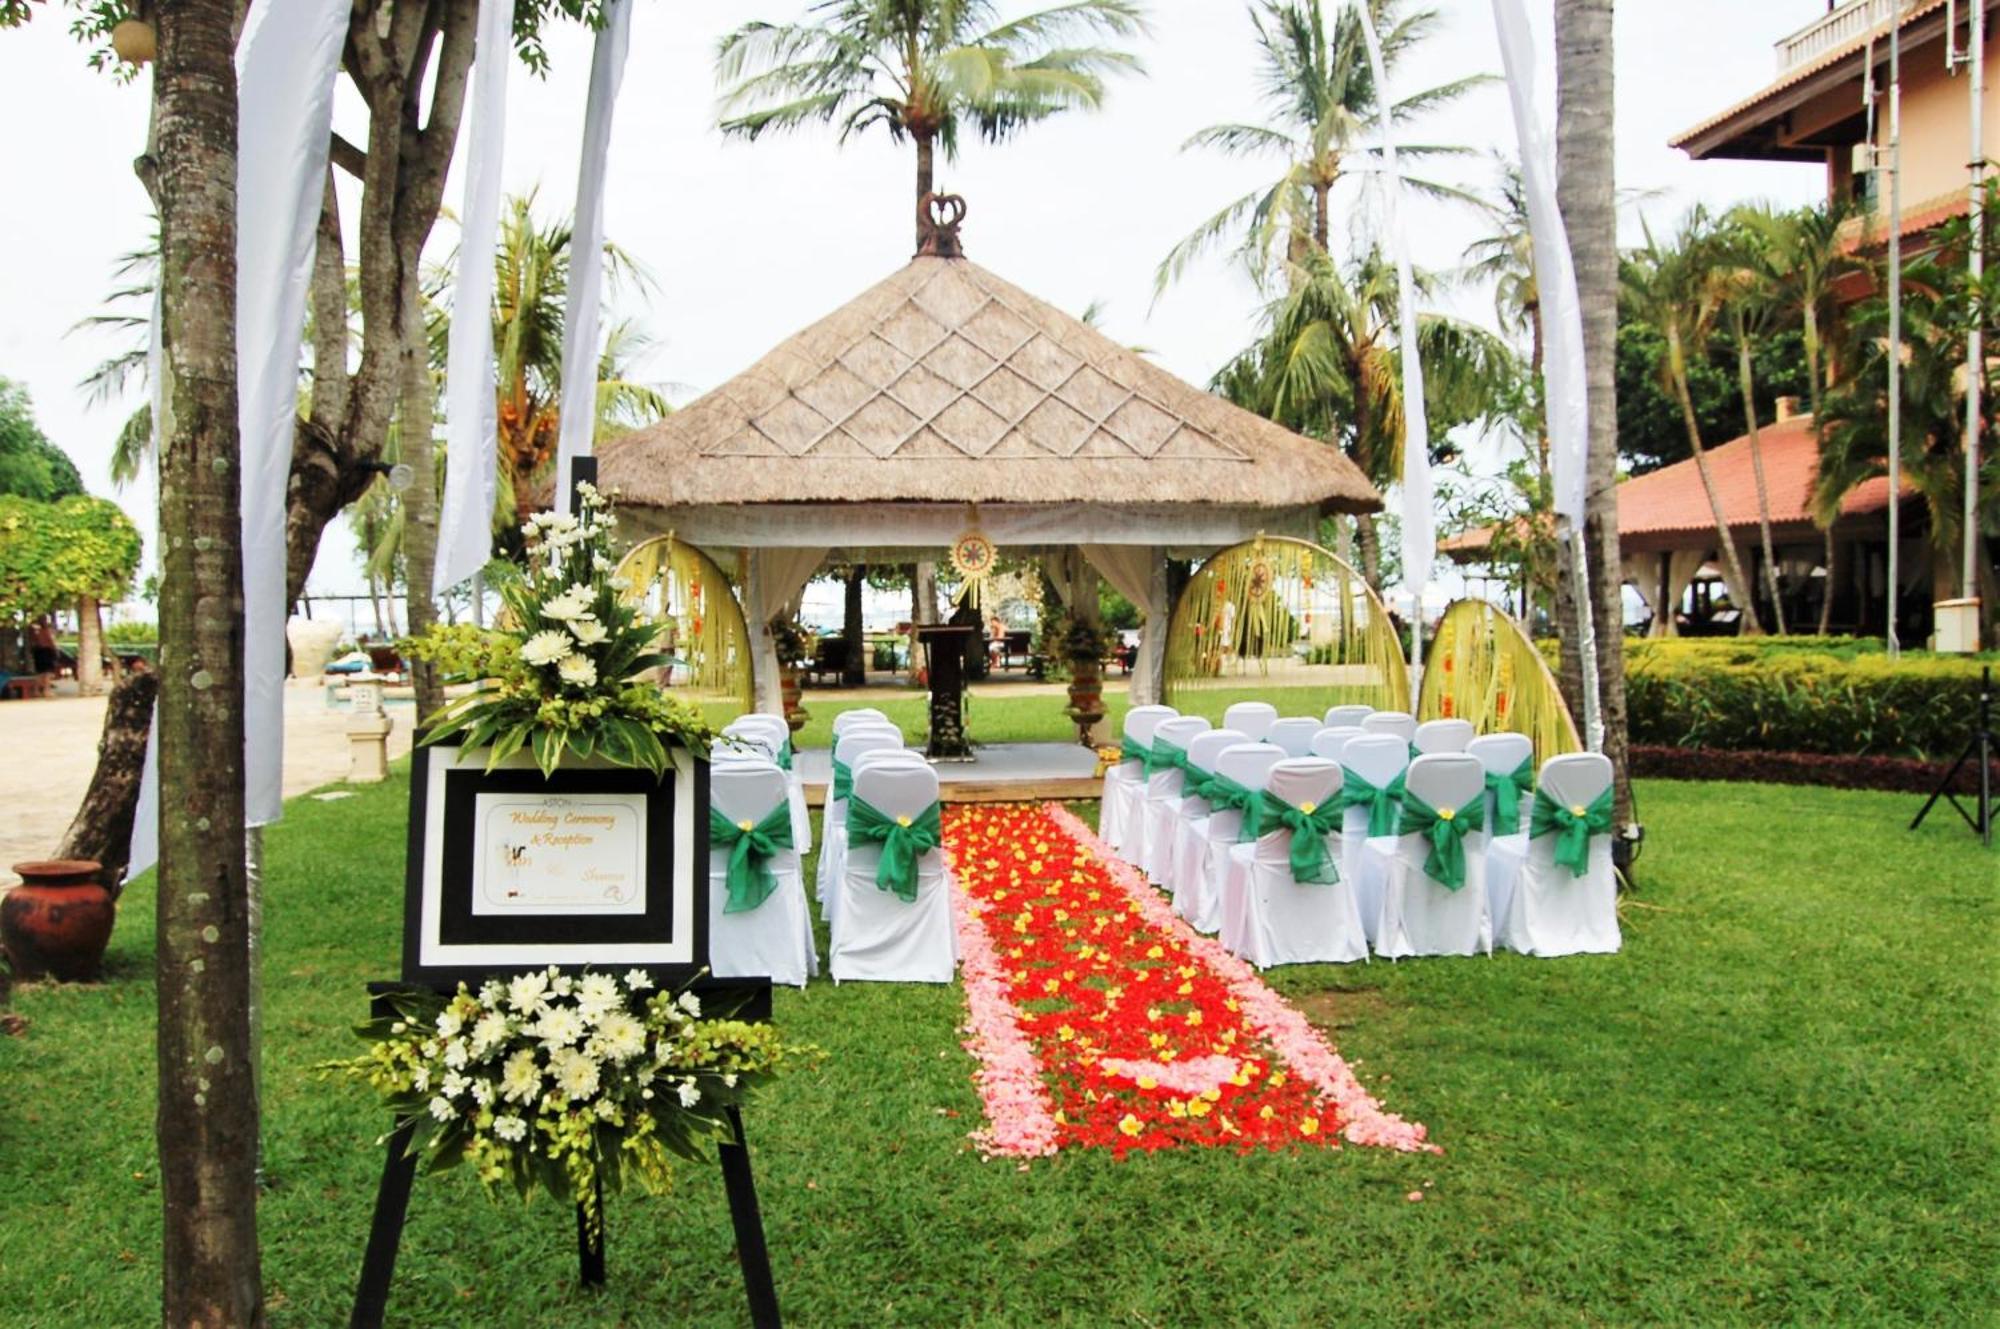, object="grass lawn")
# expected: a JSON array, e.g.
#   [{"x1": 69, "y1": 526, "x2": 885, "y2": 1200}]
[{"x1": 1, "y1": 774, "x2": 1994, "y2": 1325}]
